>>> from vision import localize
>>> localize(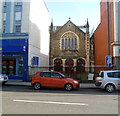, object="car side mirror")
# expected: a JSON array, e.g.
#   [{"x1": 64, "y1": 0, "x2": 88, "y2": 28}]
[{"x1": 59, "y1": 76, "x2": 63, "y2": 79}]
